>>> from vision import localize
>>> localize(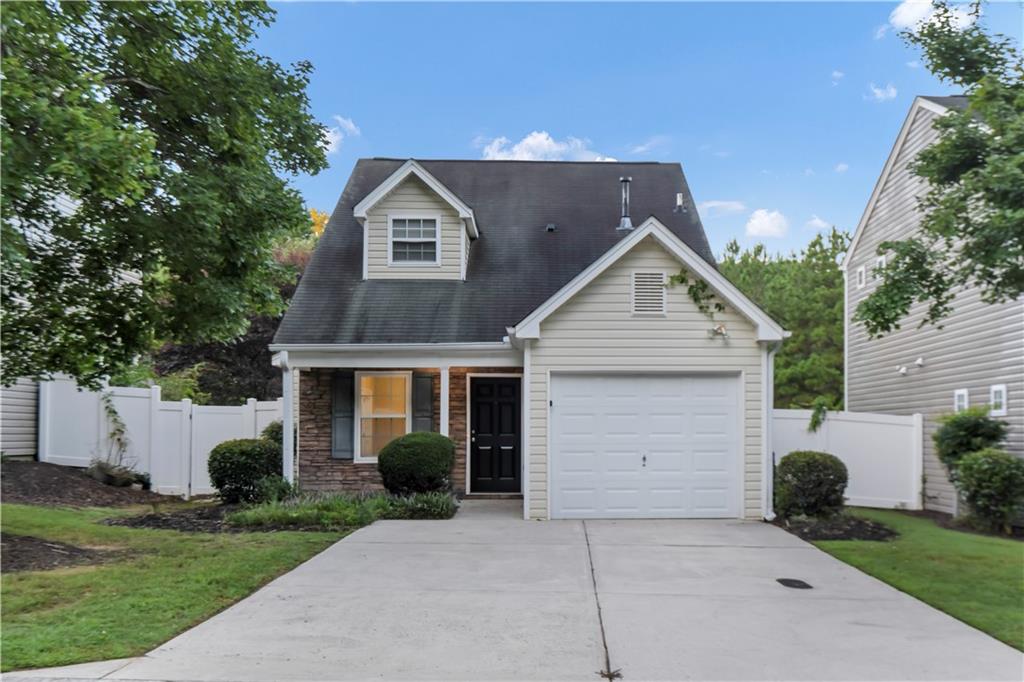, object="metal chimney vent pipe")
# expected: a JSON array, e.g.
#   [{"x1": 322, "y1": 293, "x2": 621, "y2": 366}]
[{"x1": 617, "y1": 176, "x2": 633, "y2": 231}]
